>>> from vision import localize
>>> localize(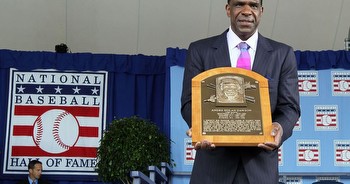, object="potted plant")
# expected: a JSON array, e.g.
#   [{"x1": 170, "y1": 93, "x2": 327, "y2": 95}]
[{"x1": 96, "y1": 116, "x2": 171, "y2": 184}]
